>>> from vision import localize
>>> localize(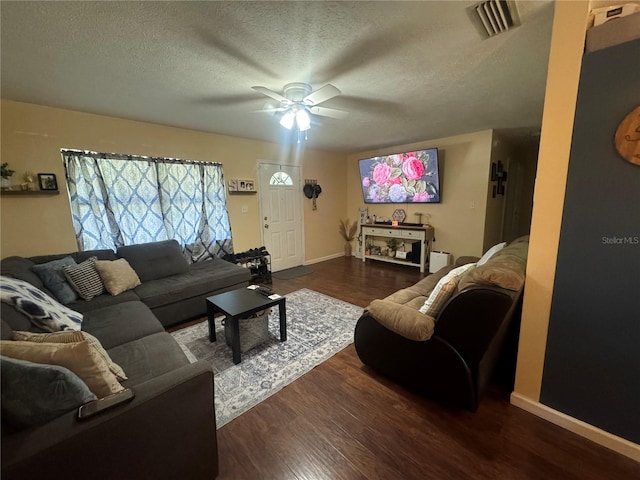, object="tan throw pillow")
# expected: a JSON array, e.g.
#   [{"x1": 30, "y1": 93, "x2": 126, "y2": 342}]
[
  {"x1": 0, "y1": 340, "x2": 125, "y2": 398},
  {"x1": 12, "y1": 330, "x2": 127, "y2": 381},
  {"x1": 94, "y1": 259, "x2": 141, "y2": 296},
  {"x1": 419, "y1": 263, "x2": 476, "y2": 317}
]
